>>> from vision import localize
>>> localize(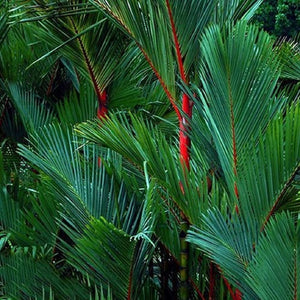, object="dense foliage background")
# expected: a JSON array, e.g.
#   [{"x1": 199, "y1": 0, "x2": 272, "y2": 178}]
[
  {"x1": 0, "y1": 1, "x2": 299, "y2": 299},
  {"x1": 253, "y1": 0, "x2": 300, "y2": 38}
]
